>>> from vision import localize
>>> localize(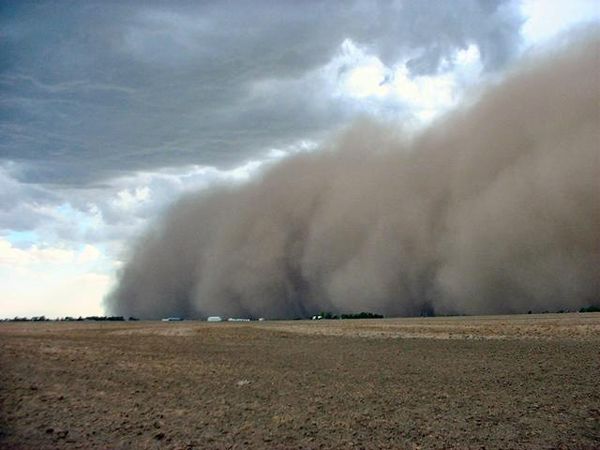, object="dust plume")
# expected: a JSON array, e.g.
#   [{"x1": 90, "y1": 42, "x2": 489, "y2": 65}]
[{"x1": 106, "y1": 34, "x2": 600, "y2": 319}]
